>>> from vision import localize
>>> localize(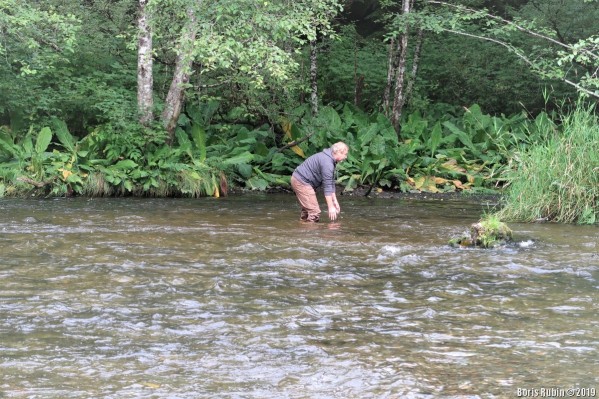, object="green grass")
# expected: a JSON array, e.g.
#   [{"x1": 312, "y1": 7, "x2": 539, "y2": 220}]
[{"x1": 496, "y1": 102, "x2": 599, "y2": 224}]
